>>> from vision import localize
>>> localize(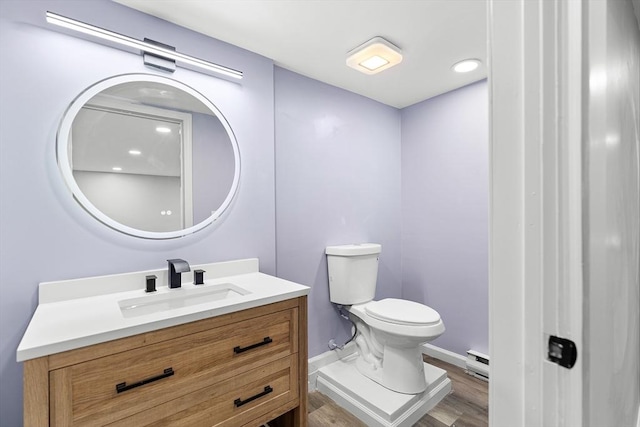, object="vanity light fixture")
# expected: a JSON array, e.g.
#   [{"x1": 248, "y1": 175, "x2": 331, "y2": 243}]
[
  {"x1": 346, "y1": 37, "x2": 403, "y2": 75},
  {"x1": 452, "y1": 59, "x2": 481, "y2": 73},
  {"x1": 45, "y1": 11, "x2": 243, "y2": 80}
]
